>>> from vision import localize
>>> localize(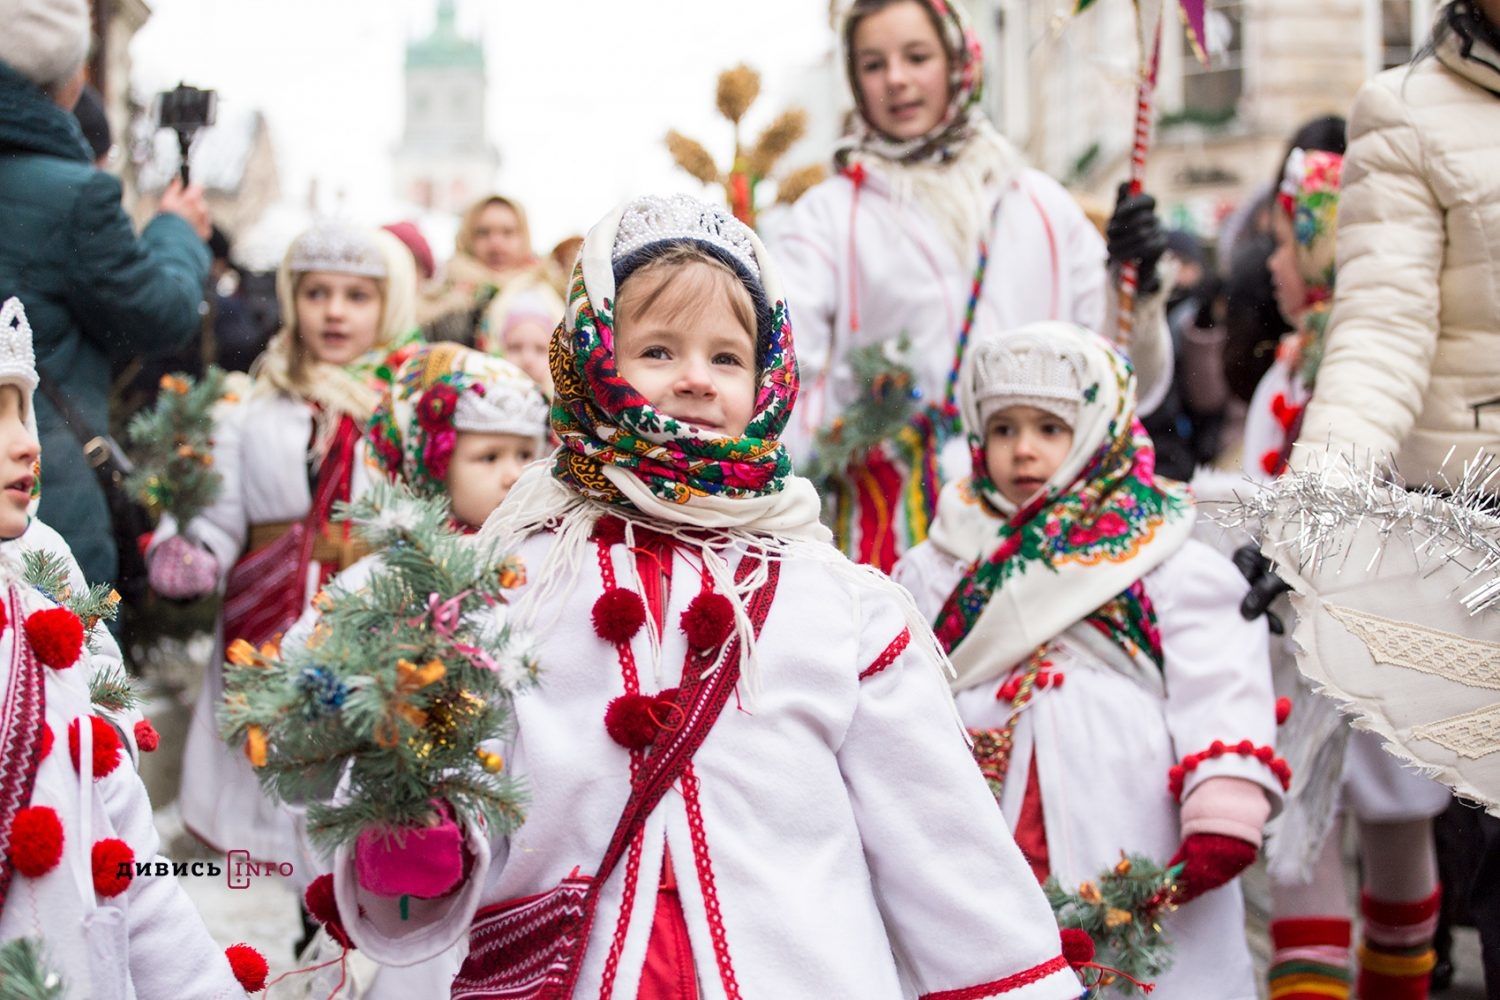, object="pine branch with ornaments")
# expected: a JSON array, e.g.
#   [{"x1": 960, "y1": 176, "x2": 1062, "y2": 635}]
[
  {"x1": 1045, "y1": 852, "x2": 1183, "y2": 995},
  {"x1": 125, "y1": 367, "x2": 229, "y2": 528},
  {"x1": 219, "y1": 481, "x2": 537, "y2": 851}
]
